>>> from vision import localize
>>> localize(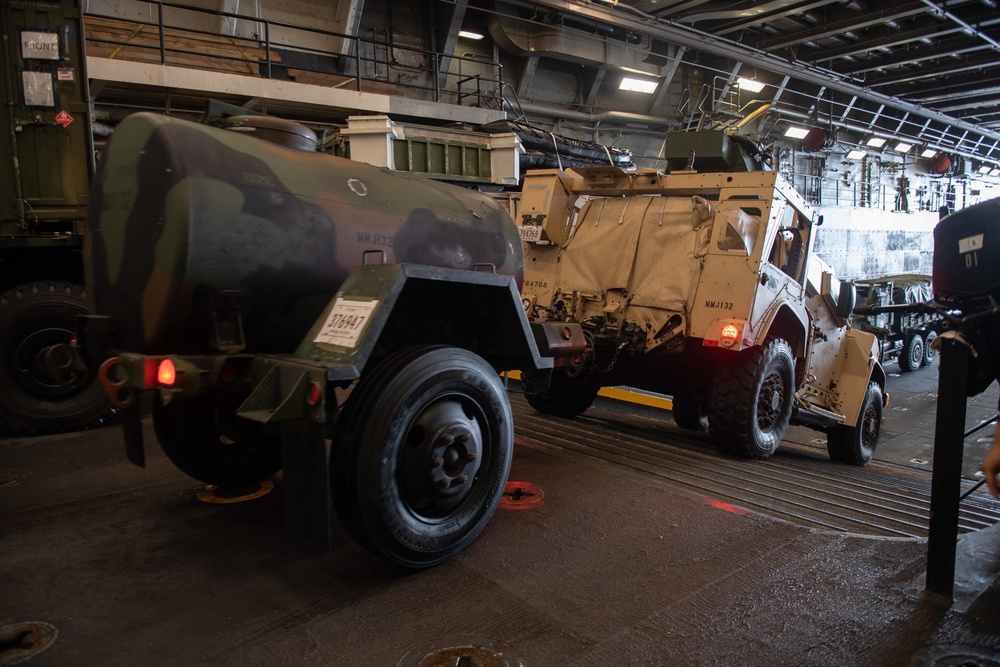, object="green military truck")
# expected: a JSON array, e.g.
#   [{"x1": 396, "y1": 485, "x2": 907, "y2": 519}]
[{"x1": 1, "y1": 0, "x2": 109, "y2": 433}]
